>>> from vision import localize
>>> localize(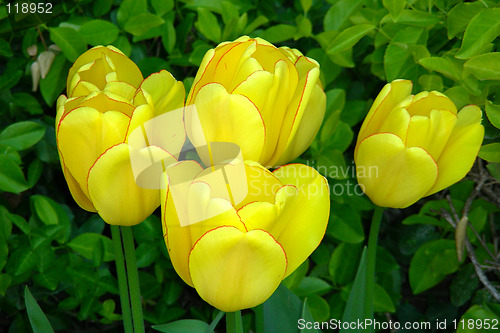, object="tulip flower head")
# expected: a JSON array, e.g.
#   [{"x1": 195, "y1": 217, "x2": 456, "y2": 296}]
[
  {"x1": 187, "y1": 36, "x2": 326, "y2": 168},
  {"x1": 355, "y1": 79, "x2": 484, "y2": 208},
  {"x1": 161, "y1": 161, "x2": 329, "y2": 312},
  {"x1": 56, "y1": 46, "x2": 185, "y2": 225}
]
